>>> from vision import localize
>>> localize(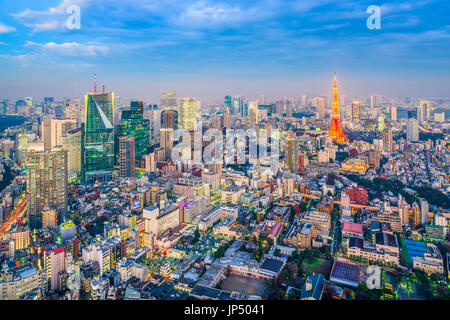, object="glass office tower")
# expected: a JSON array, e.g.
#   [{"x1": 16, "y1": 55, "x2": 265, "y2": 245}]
[
  {"x1": 82, "y1": 92, "x2": 115, "y2": 183},
  {"x1": 179, "y1": 97, "x2": 197, "y2": 131},
  {"x1": 120, "y1": 100, "x2": 149, "y2": 161},
  {"x1": 224, "y1": 95, "x2": 232, "y2": 113}
]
